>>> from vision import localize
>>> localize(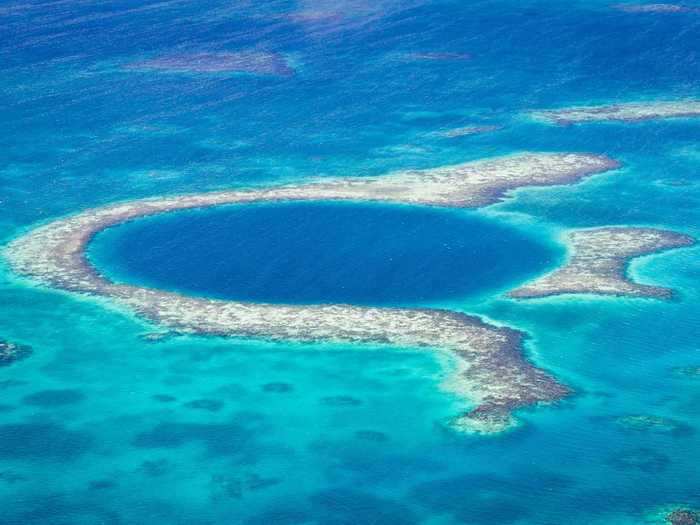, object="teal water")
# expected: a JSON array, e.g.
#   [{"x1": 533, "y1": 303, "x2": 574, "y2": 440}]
[
  {"x1": 88, "y1": 202, "x2": 558, "y2": 305},
  {"x1": 2, "y1": 0, "x2": 700, "y2": 524}
]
